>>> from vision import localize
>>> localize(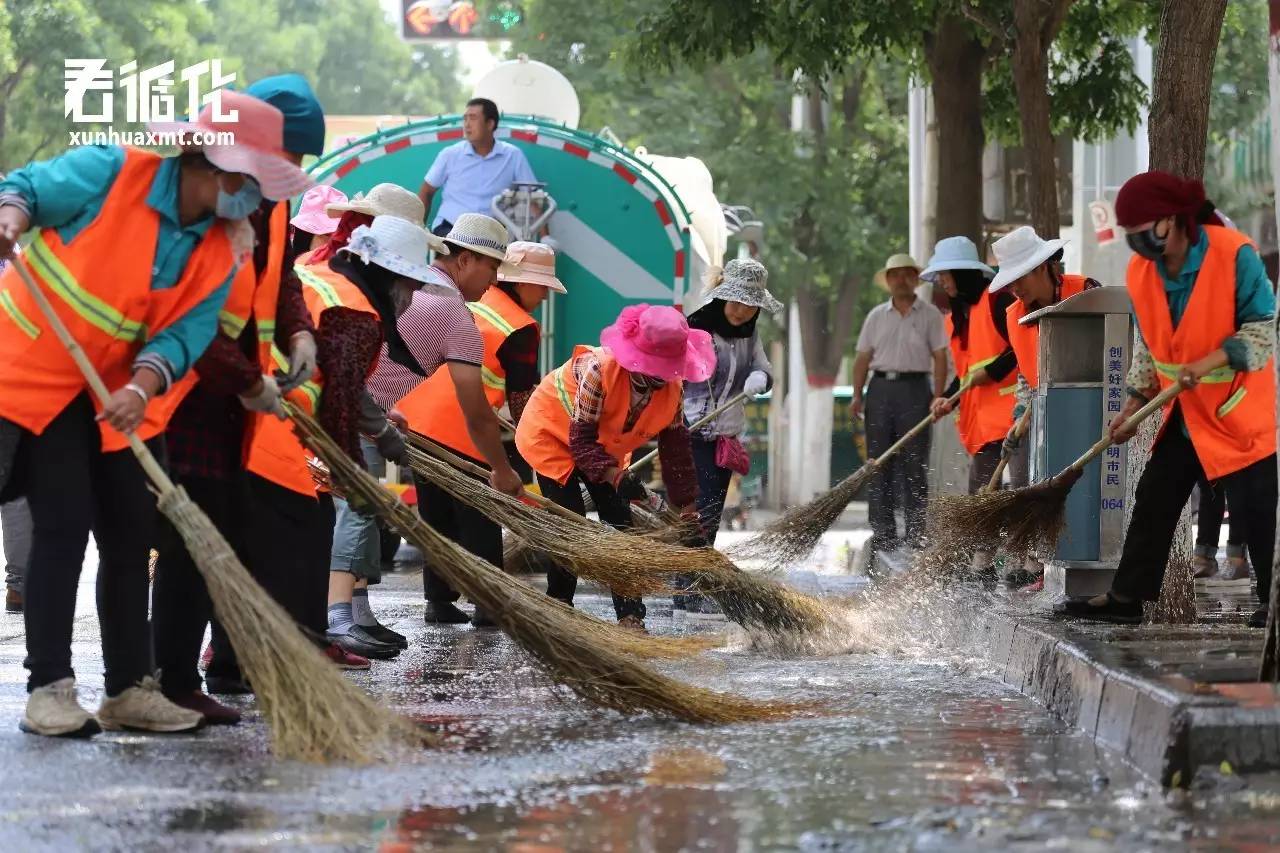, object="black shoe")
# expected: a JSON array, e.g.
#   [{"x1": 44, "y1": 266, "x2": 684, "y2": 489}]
[
  {"x1": 470, "y1": 607, "x2": 498, "y2": 628},
  {"x1": 5, "y1": 588, "x2": 21, "y2": 613},
  {"x1": 424, "y1": 601, "x2": 471, "y2": 624},
  {"x1": 329, "y1": 626, "x2": 400, "y2": 660},
  {"x1": 1248, "y1": 607, "x2": 1270, "y2": 629},
  {"x1": 1057, "y1": 592, "x2": 1142, "y2": 624},
  {"x1": 358, "y1": 622, "x2": 408, "y2": 648},
  {"x1": 204, "y1": 674, "x2": 253, "y2": 695}
]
